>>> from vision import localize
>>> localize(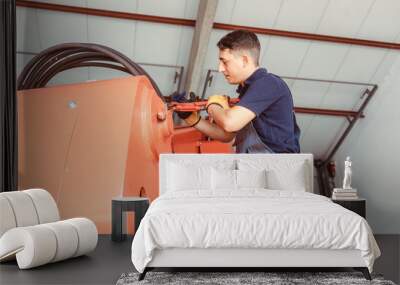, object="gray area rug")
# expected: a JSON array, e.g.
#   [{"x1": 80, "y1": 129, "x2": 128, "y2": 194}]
[{"x1": 116, "y1": 271, "x2": 396, "y2": 285}]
